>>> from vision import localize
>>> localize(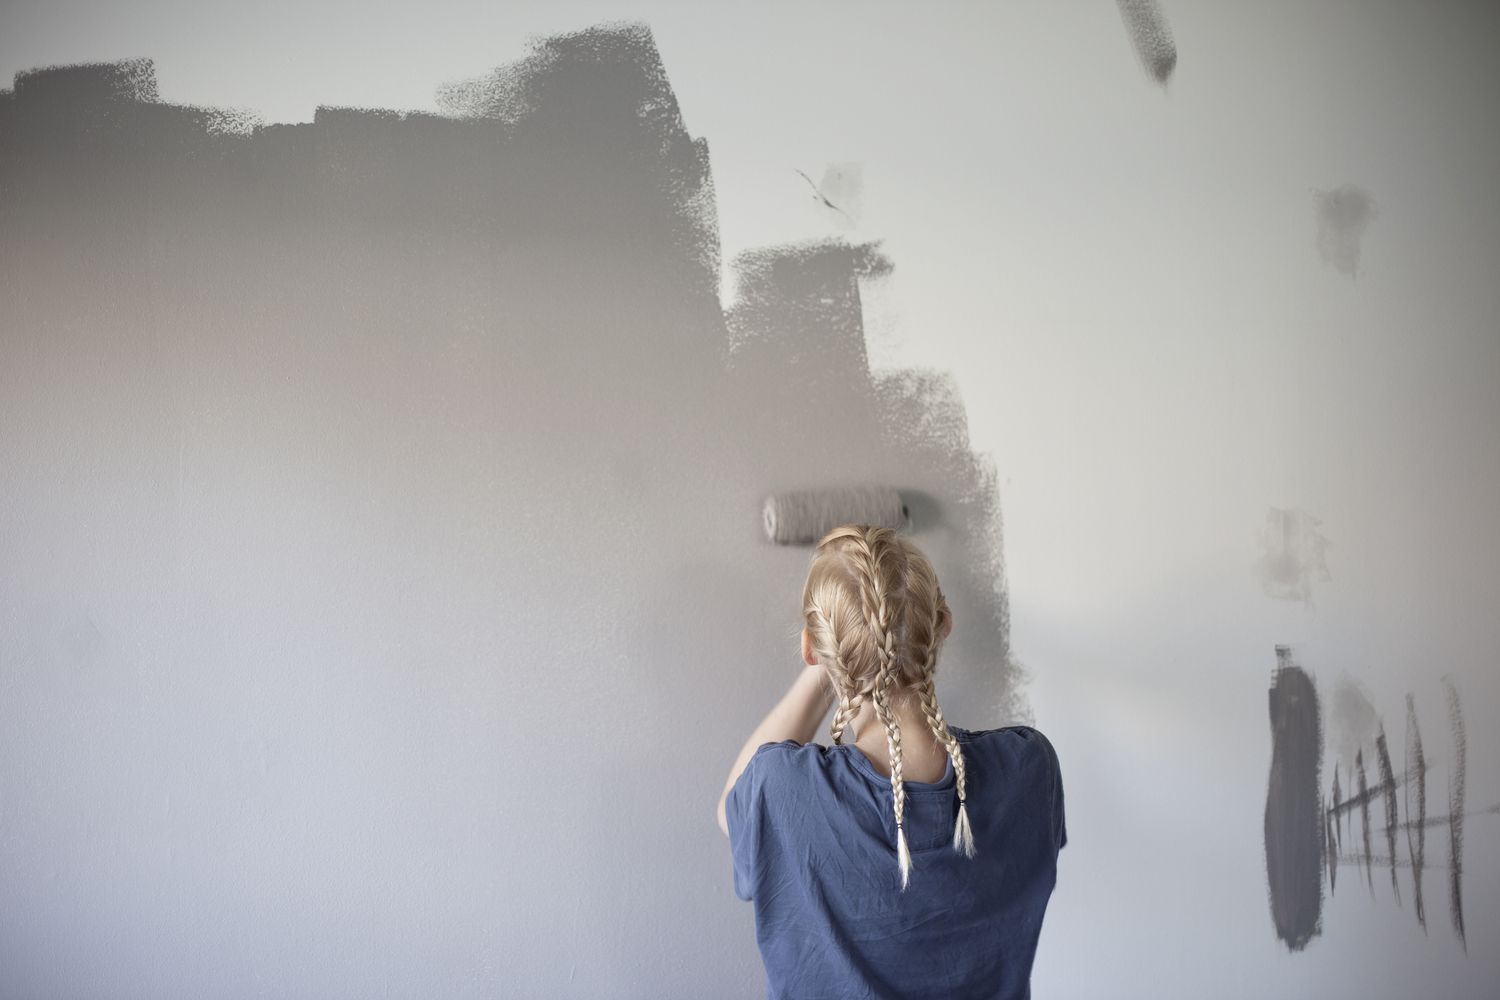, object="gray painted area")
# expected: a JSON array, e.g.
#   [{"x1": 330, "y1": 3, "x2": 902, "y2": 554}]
[
  {"x1": 1265, "y1": 647, "x2": 1324, "y2": 952},
  {"x1": 0, "y1": 25, "x2": 1017, "y2": 998}
]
